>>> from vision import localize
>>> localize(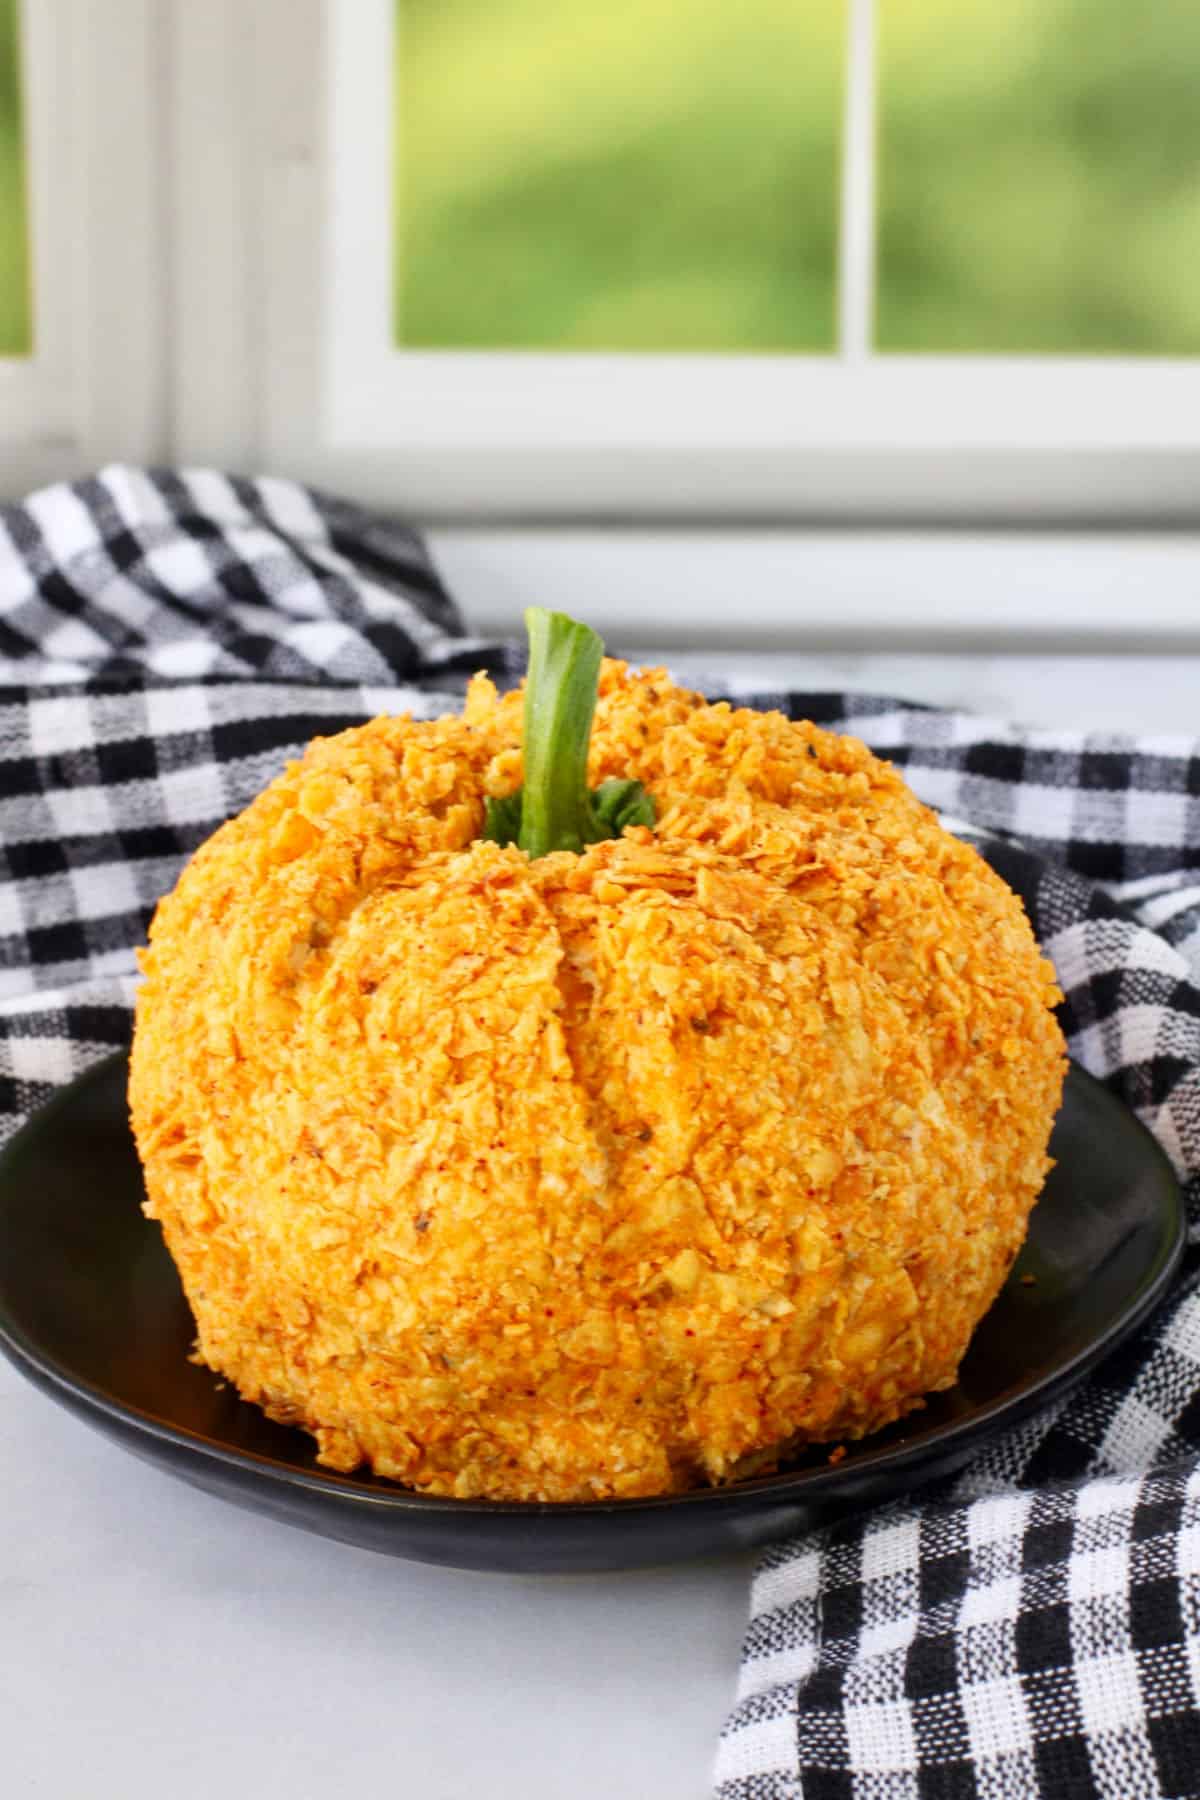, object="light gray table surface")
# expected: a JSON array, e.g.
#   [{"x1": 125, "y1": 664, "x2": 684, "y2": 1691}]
[{"x1": 7, "y1": 650, "x2": 1200, "y2": 1800}]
